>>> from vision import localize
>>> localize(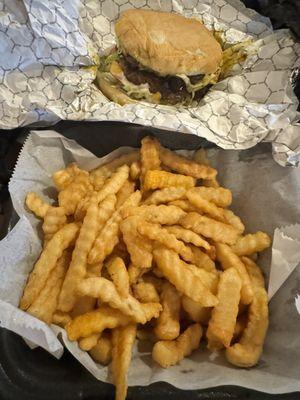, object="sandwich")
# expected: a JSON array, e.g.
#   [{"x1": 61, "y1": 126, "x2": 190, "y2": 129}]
[{"x1": 97, "y1": 9, "x2": 224, "y2": 106}]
